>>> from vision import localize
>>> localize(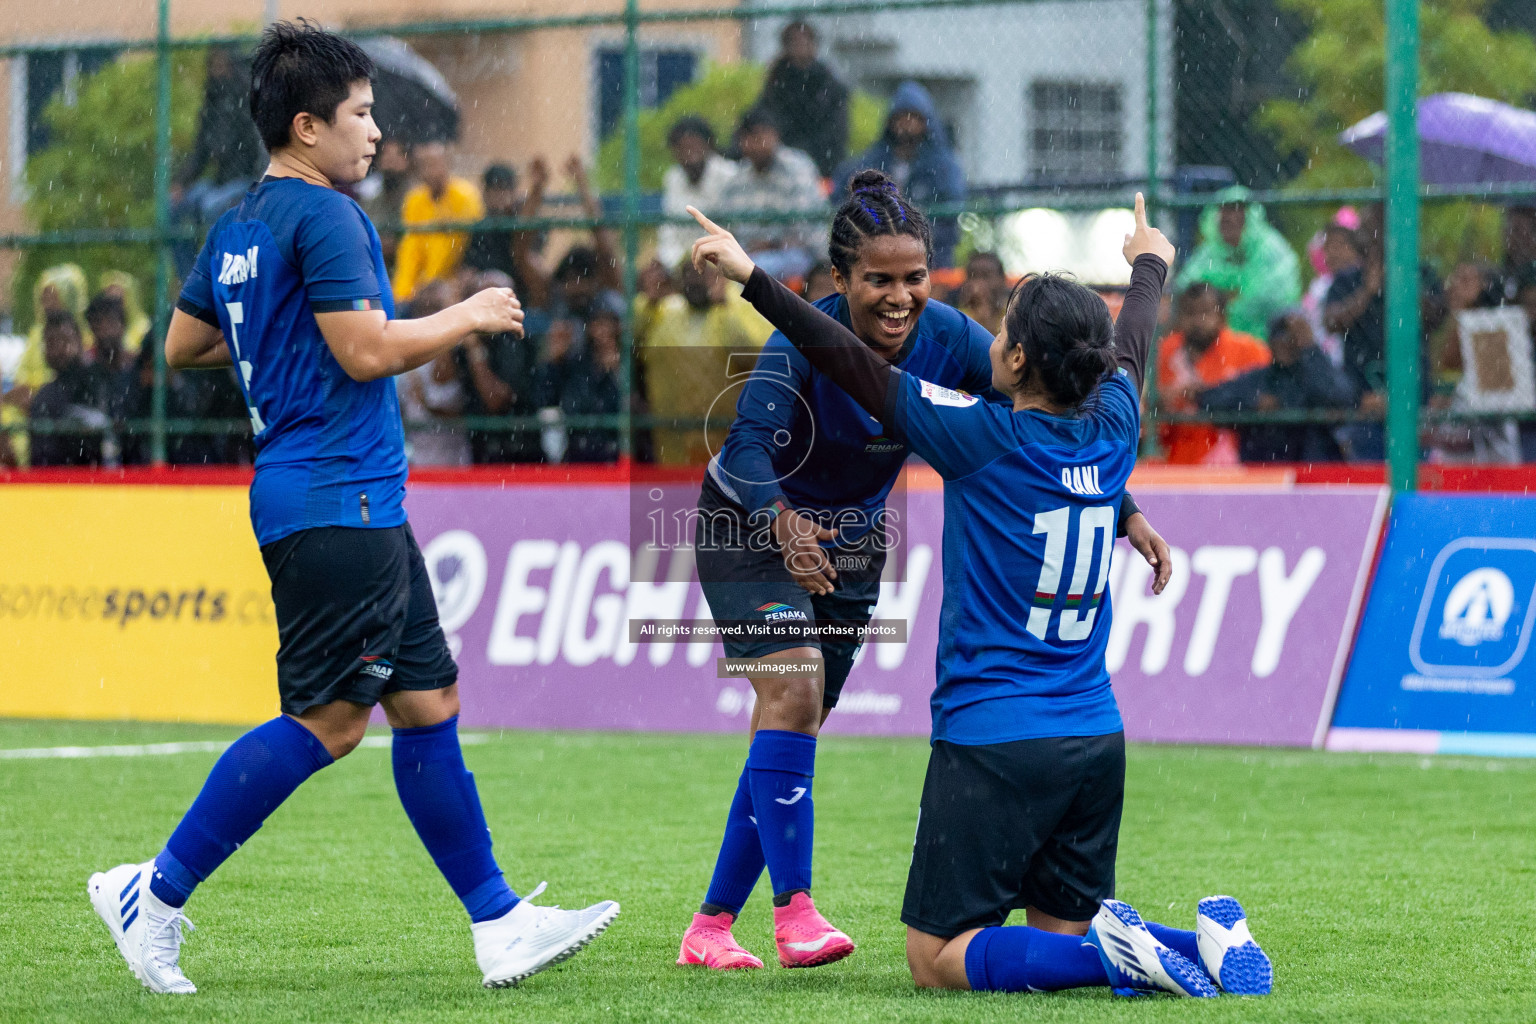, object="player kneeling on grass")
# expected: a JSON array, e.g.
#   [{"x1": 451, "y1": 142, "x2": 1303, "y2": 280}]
[
  {"x1": 86, "y1": 21, "x2": 617, "y2": 995},
  {"x1": 688, "y1": 196, "x2": 1272, "y2": 998}
]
